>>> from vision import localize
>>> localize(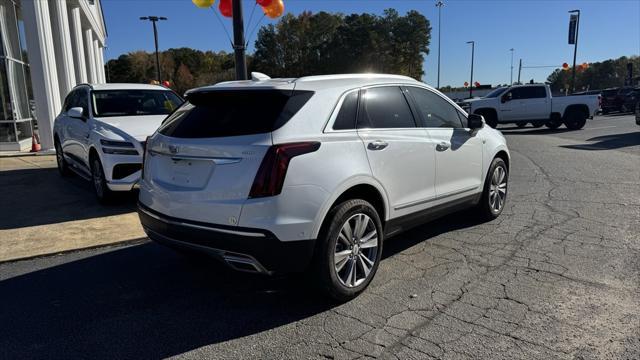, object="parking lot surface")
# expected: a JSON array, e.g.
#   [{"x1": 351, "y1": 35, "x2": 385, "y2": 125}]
[{"x1": 1, "y1": 114, "x2": 638, "y2": 359}]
